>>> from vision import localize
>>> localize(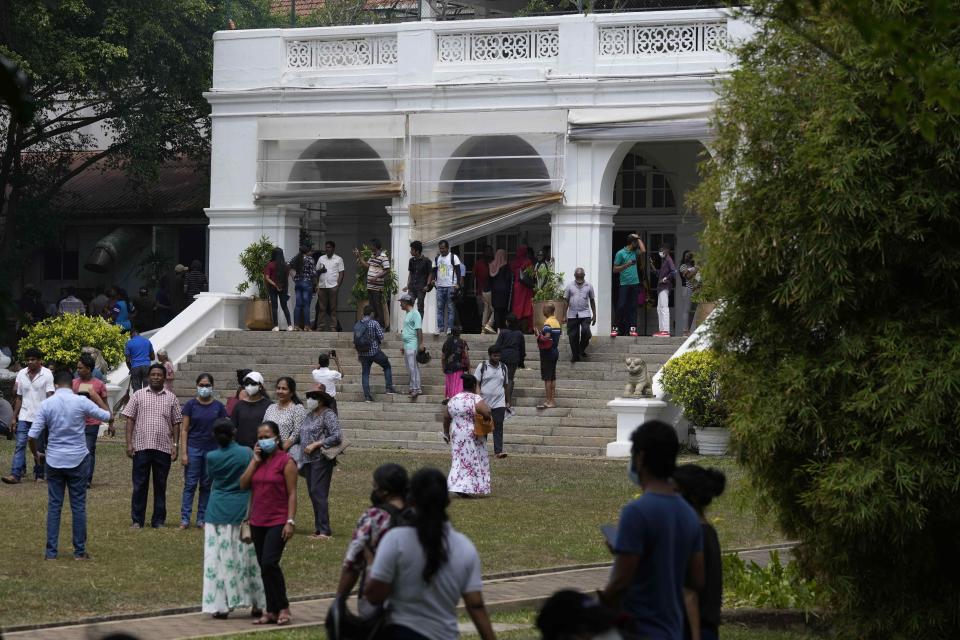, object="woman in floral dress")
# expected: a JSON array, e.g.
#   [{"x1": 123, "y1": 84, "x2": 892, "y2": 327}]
[
  {"x1": 202, "y1": 419, "x2": 265, "y2": 619},
  {"x1": 263, "y1": 377, "x2": 307, "y2": 464},
  {"x1": 443, "y1": 374, "x2": 493, "y2": 497}
]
